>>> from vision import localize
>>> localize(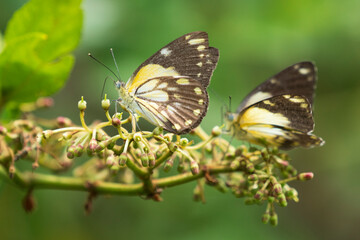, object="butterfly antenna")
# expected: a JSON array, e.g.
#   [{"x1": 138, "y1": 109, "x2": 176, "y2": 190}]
[
  {"x1": 208, "y1": 88, "x2": 228, "y2": 107},
  {"x1": 88, "y1": 53, "x2": 120, "y2": 80},
  {"x1": 229, "y1": 96, "x2": 232, "y2": 112},
  {"x1": 110, "y1": 48, "x2": 122, "y2": 81}
]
